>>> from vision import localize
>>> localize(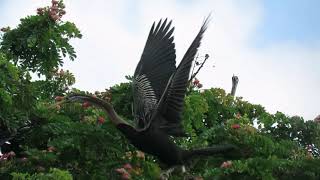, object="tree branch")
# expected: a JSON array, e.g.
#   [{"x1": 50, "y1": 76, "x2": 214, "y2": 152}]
[{"x1": 188, "y1": 54, "x2": 210, "y2": 84}]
